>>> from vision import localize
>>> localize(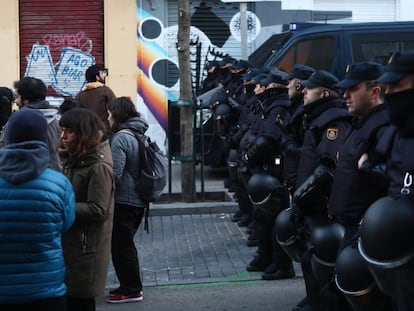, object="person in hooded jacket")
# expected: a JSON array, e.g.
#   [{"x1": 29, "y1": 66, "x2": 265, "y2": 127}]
[
  {"x1": 106, "y1": 97, "x2": 149, "y2": 304},
  {"x1": 0, "y1": 108, "x2": 75, "y2": 310},
  {"x1": 0, "y1": 77, "x2": 61, "y2": 171},
  {"x1": 59, "y1": 108, "x2": 115, "y2": 311}
]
